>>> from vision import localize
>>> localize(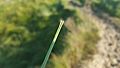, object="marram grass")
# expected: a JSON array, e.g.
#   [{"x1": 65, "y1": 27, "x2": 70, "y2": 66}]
[{"x1": 40, "y1": 20, "x2": 64, "y2": 68}]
